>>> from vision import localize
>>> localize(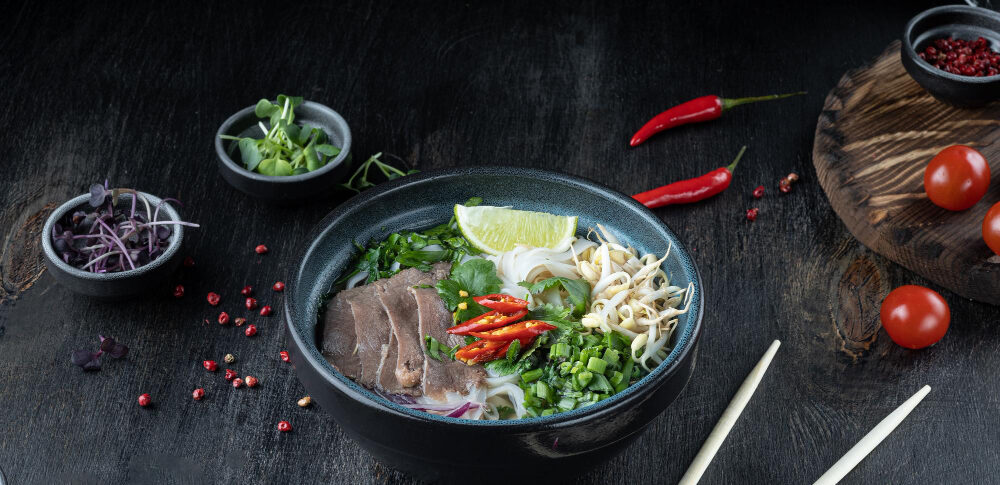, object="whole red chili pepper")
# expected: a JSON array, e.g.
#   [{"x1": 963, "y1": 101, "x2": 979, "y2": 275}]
[
  {"x1": 629, "y1": 92, "x2": 804, "y2": 147},
  {"x1": 633, "y1": 146, "x2": 746, "y2": 208}
]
